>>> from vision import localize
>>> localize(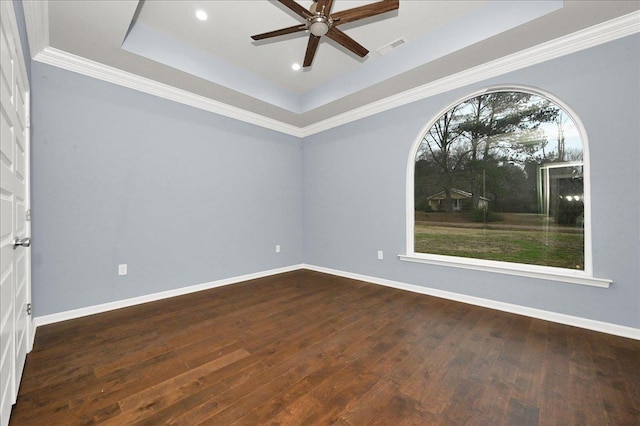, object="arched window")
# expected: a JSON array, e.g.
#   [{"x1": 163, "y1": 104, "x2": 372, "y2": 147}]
[{"x1": 402, "y1": 87, "x2": 608, "y2": 287}]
